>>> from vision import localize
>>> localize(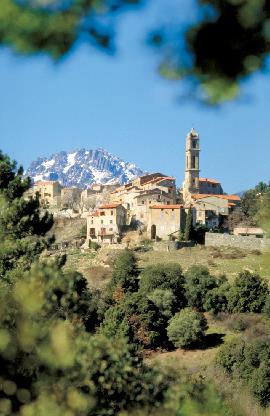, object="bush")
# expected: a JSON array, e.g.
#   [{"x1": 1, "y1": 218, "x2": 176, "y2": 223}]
[
  {"x1": 139, "y1": 264, "x2": 186, "y2": 312},
  {"x1": 203, "y1": 282, "x2": 230, "y2": 314},
  {"x1": 89, "y1": 240, "x2": 101, "y2": 251},
  {"x1": 185, "y1": 265, "x2": 220, "y2": 311},
  {"x1": 263, "y1": 294, "x2": 270, "y2": 317},
  {"x1": 148, "y1": 289, "x2": 176, "y2": 318},
  {"x1": 122, "y1": 292, "x2": 169, "y2": 347},
  {"x1": 216, "y1": 338, "x2": 245, "y2": 373},
  {"x1": 100, "y1": 305, "x2": 131, "y2": 339},
  {"x1": 217, "y1": 338, "x2": 270, "y2": 407},
  {"x1": 98, "y1": 250, "x2": 139, "y2": 318},
  {"x1": 167, "y1": 308, "x2": 208, "y2": 349},
  {"x1": 227, "y1": 270, "x2": 269, "y2": 313}
]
